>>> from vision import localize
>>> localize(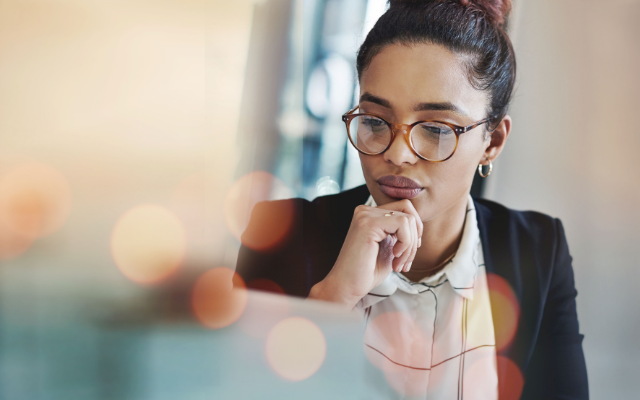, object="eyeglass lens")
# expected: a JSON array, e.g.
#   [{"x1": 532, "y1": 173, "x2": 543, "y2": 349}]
[{"x1": 347, "y1": 115, "x2": 457, "y2": 161}]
